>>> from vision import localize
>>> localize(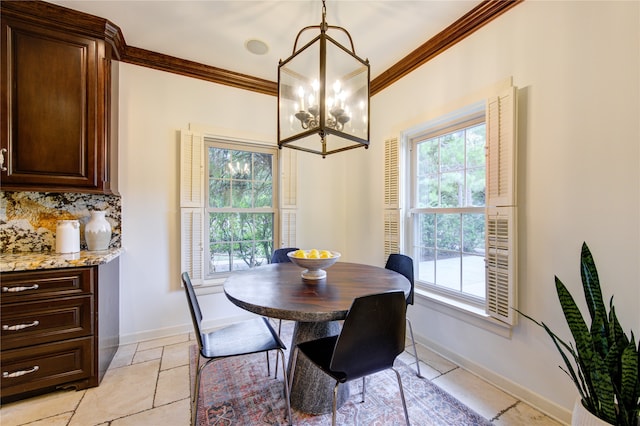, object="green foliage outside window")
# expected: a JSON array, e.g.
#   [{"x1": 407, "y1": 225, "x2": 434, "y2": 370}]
[
  {"x1": 414, "y1": 123, "x2": 486, "y2": 297},
  {"x1": 207, "y1": 146, "x2": 275, "y2": 273}
]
